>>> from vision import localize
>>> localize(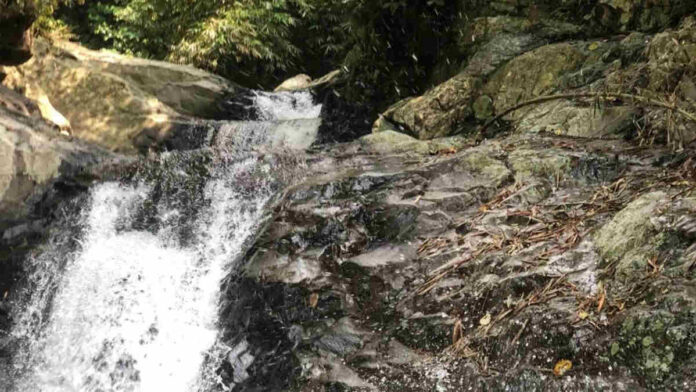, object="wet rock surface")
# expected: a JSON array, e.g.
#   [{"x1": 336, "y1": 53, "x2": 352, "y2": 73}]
[{"x1": 225, "y1": 130, "x2": 696, "y2": 391}]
